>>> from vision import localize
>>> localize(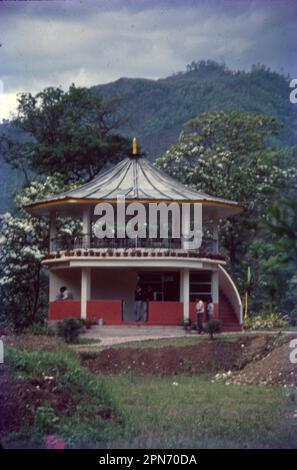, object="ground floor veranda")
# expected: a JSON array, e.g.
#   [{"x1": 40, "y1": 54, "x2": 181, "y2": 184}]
[{"x1": 49, "y1": 264, "x2": 242, "y2": 331}]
